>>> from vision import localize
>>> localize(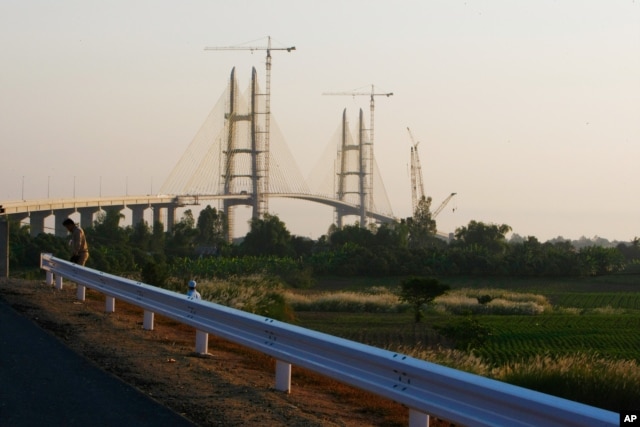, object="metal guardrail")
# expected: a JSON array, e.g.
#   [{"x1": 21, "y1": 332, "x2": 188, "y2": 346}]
[{"x1": 40, "y1": 254, "x2": 618, "y2": 427}]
